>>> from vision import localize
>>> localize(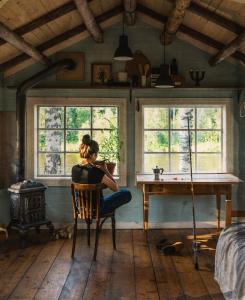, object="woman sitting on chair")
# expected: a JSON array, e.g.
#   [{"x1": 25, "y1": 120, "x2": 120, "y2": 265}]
[{"x1": 72, "y1": 134, "x2": 131, "y2": 214}]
